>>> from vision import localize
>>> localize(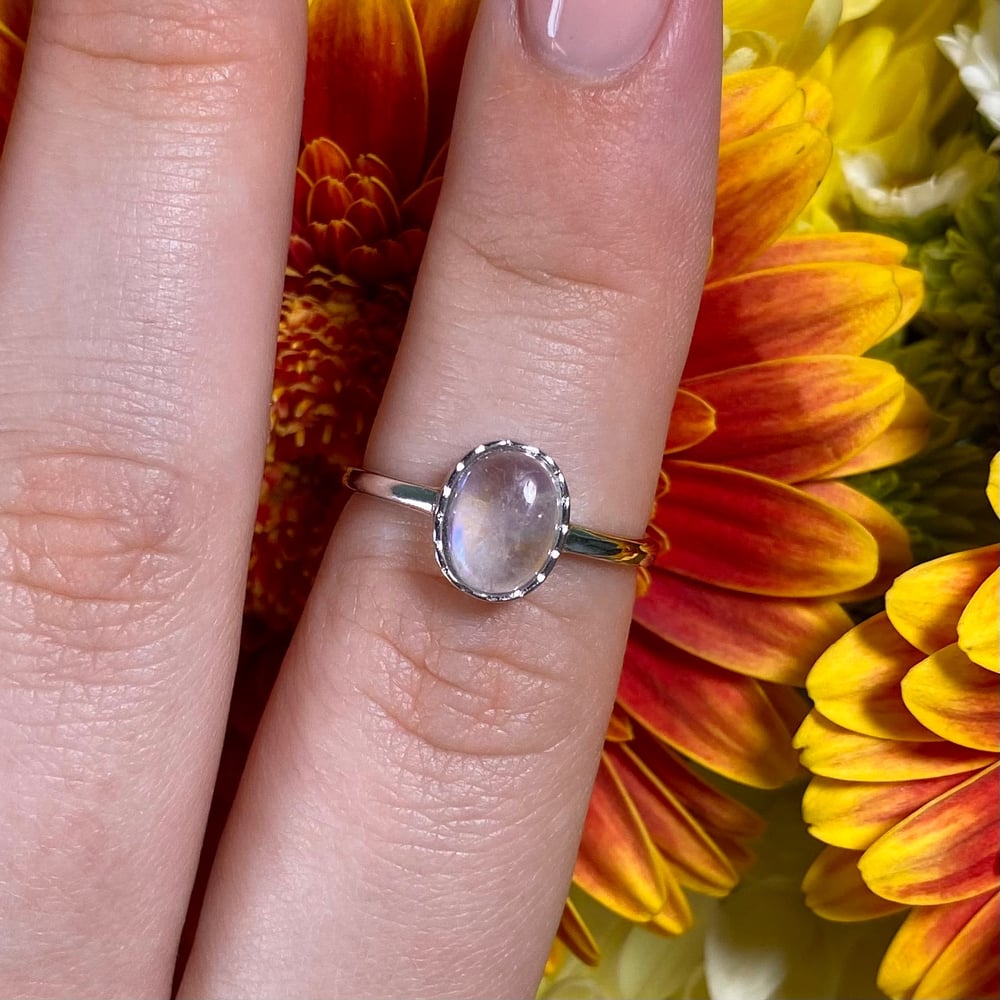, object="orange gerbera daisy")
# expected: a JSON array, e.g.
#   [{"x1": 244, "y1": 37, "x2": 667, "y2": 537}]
[
  {"x1": 794, "y1": 454, "x2": 999, "y2": 1000},
  {"x1": 566, "y1": 66, "x2": 929, "y2": 956}
]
